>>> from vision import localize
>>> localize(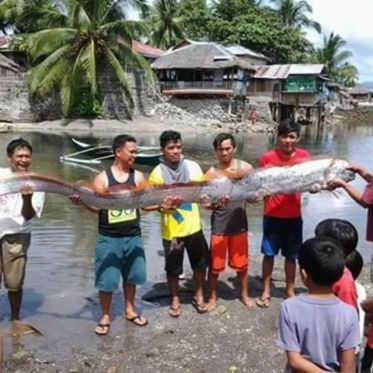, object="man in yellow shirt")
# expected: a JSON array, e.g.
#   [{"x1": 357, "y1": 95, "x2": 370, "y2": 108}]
[{"x1": 148, "y1": 130, "x2": 208, "y2": 317}]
